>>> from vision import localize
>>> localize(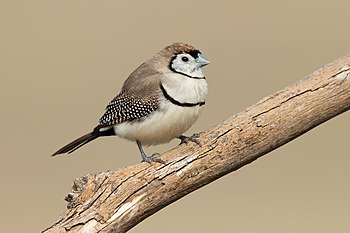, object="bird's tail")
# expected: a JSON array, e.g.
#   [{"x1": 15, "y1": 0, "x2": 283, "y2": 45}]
[{"x1": 51, "y1": 127, "x2": 115, "y2": 156}]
